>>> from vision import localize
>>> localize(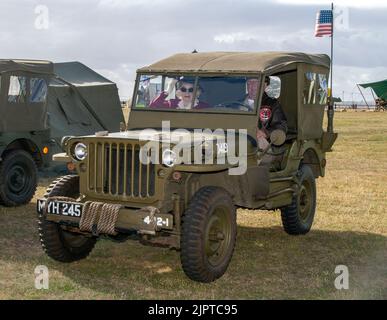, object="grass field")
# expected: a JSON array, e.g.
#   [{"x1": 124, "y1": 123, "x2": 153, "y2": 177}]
[{"x1": 0, "y1": 111, "x2": 386, "y2": 299}]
